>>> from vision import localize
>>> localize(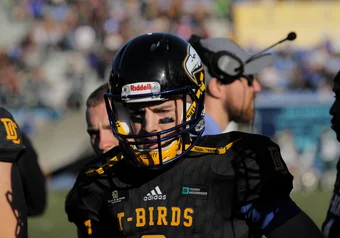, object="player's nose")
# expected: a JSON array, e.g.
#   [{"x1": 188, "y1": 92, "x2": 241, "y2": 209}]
[
  {"x1": 143, "y1": 109, "x2": 159, "y2": 133},
  {"x1": 252, "y1": 78, "x2": 262, "y2": 93}
]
